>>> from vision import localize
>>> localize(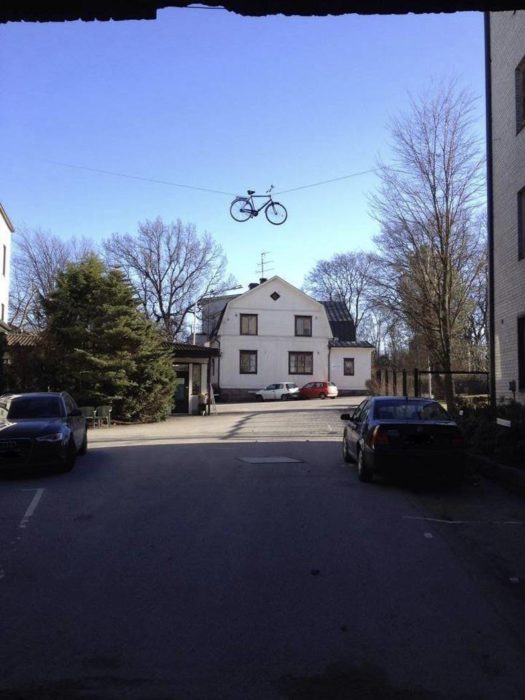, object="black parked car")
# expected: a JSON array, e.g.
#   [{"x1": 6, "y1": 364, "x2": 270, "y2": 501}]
[
  {"x1": 0, "y1": 392, "x2": 87, "y2": 473},
  {"x1": 341, "y1": 396, "x2": 467, "y2": 484}
]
